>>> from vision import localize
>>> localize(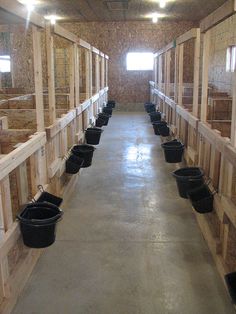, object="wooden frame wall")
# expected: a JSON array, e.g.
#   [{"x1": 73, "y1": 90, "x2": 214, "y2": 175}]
[
  {"x1": 150, "y1": 0, "x2": 236, "y2": 298},
  {"x1": 0, "y1": 2, "x2": 109, "y2": 313}
]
